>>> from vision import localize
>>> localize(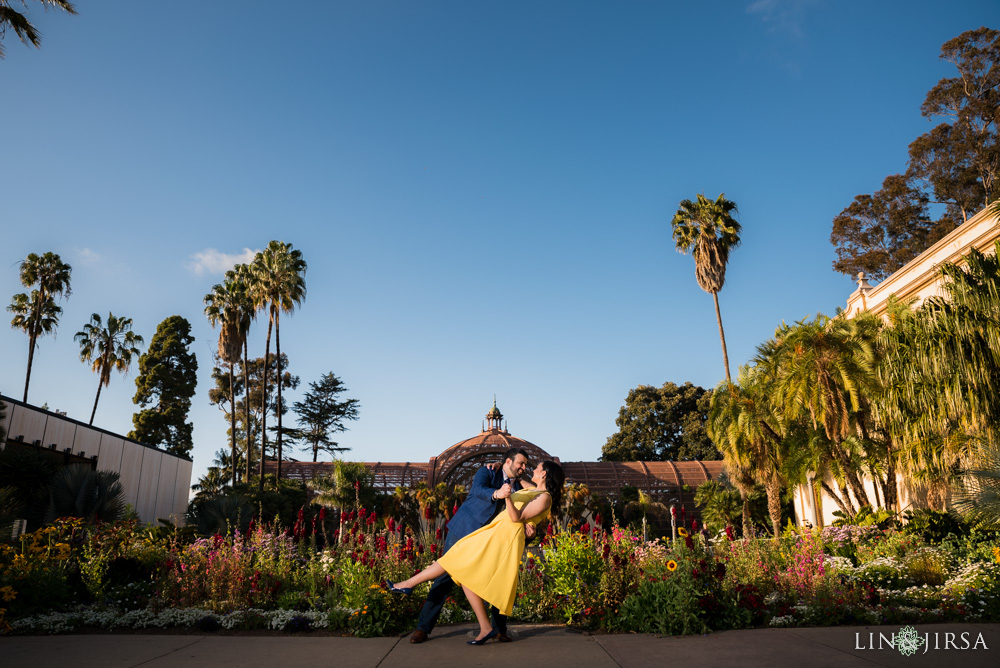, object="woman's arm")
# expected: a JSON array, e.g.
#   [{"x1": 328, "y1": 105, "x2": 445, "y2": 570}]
[{"x1": 505, "y1": 492, "x2": 551, "y2": 523}]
